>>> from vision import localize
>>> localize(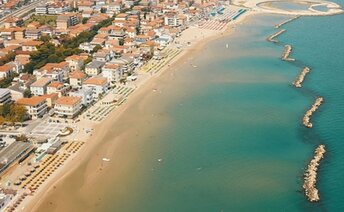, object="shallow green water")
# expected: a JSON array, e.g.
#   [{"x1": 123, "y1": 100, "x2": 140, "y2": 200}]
[
  {"x1": 102, "y1": 10, "x2": 344, "y2": 211},
  {"x1": 37, "y1": 6, "x2": 344, "y2": 212}
]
